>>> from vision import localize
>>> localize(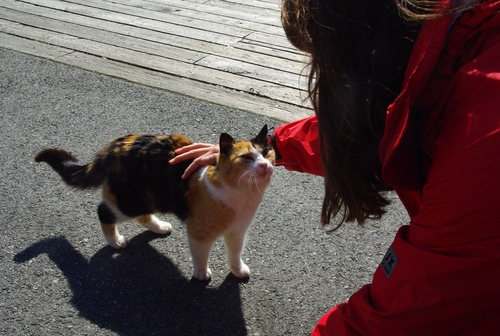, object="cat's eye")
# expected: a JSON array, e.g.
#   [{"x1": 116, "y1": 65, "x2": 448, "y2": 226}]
[
  {"x1": 240, "y1": 154, "x2": 254, "y2": 161},
  {"x1": 263, "y1": 148, "x2": 269, "y2": 157}
]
